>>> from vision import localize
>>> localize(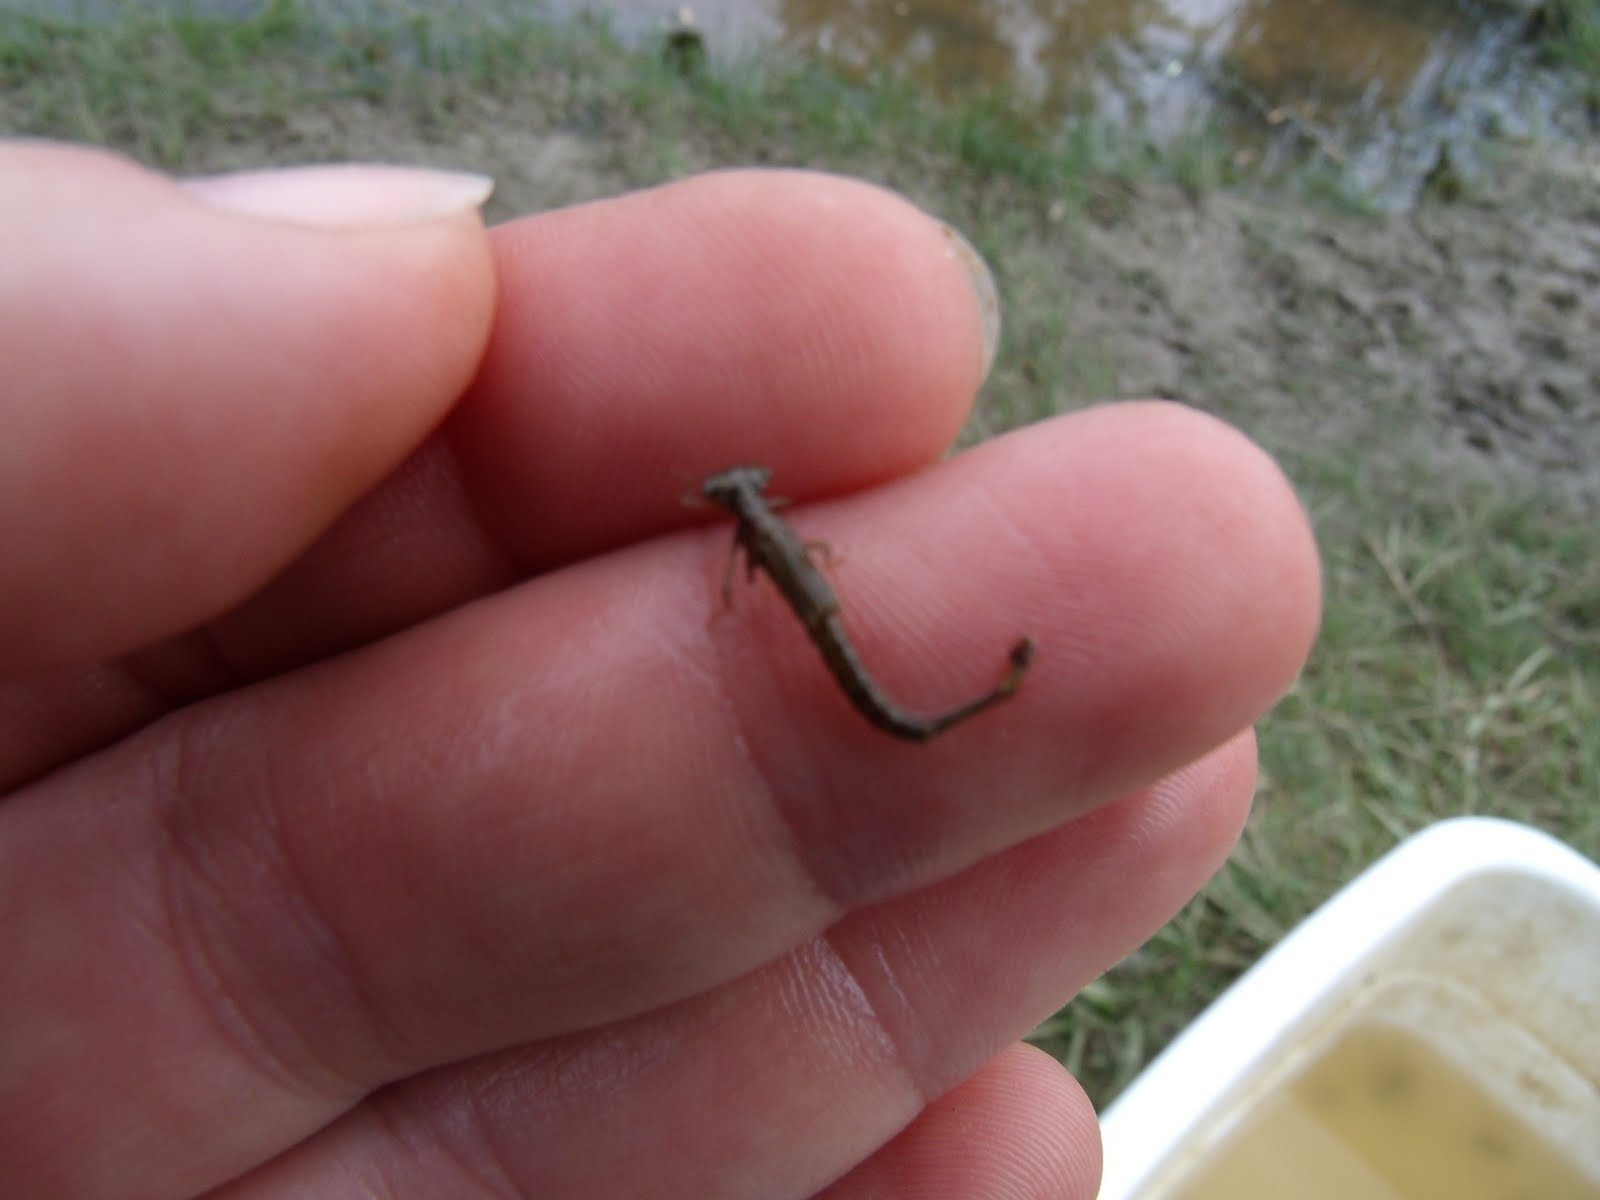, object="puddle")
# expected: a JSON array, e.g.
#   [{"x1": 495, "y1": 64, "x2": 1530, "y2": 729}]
[
  {"x1": 635, "y1": 0, "x2": 1573, "y2": 208},
  {"x1": 10, "y1": 0, "x2": 1584, "y2": 208}
]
